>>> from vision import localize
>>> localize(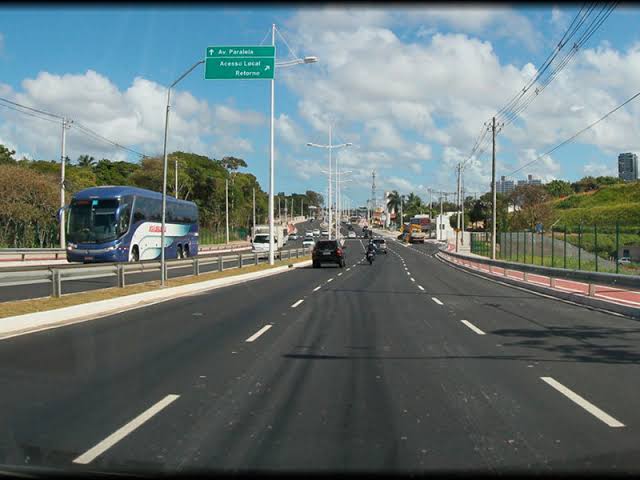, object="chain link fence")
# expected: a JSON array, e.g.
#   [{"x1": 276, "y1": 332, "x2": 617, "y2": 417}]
[{"x1": 470, "y1": 223, "x2": 640, "y2": 276}]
